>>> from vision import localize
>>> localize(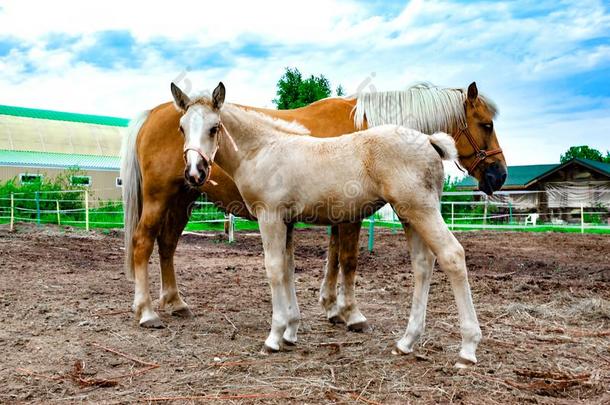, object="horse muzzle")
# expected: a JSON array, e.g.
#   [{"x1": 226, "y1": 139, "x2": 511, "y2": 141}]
[
  {"x1": 184, "y1": 160, "x2": 209, "y2": 187},
  {"x1": 479, "y1": 161, "x2": 507, "y2": 196}
]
